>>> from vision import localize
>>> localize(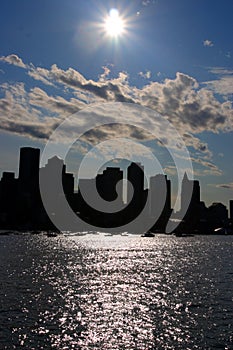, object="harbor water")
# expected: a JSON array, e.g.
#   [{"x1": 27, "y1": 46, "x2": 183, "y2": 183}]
[{"x1": 0, "y1": 232, "x2": 233, "y2": 349}]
